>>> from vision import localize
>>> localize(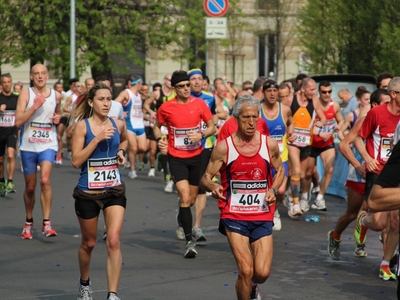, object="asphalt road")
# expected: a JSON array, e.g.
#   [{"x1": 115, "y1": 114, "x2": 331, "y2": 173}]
[{"x1": 0, "y1": 160, "x2": 397, "y2": 300}]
